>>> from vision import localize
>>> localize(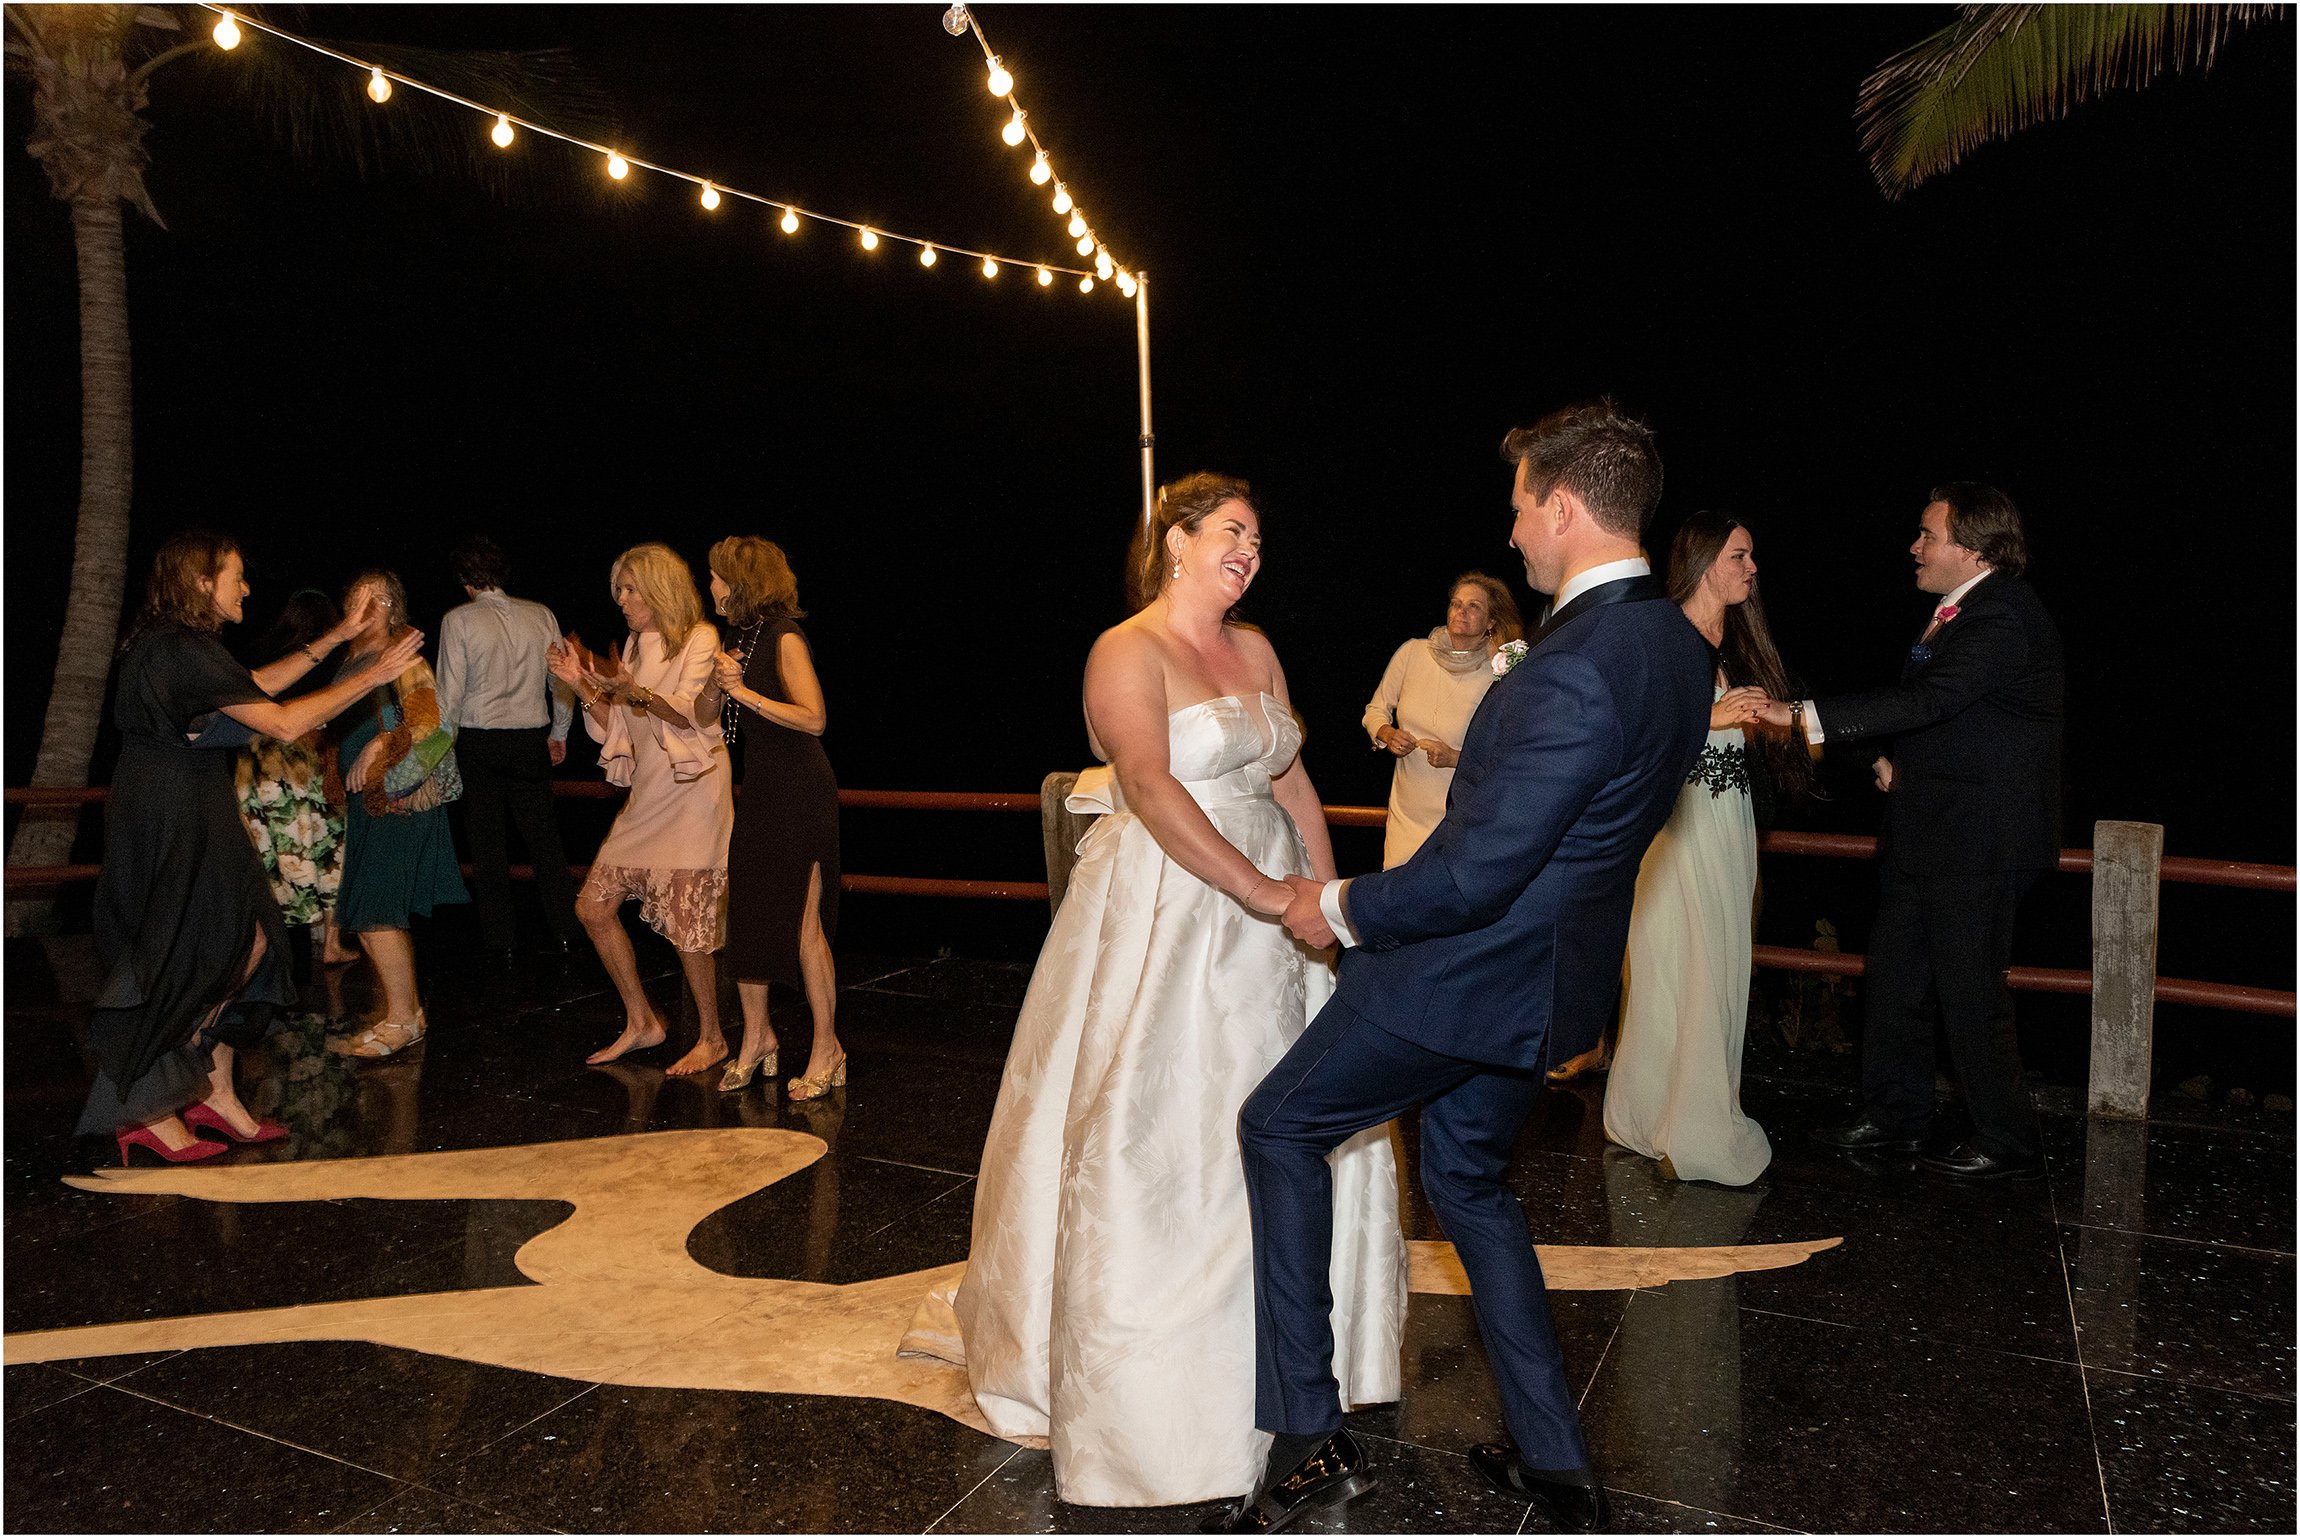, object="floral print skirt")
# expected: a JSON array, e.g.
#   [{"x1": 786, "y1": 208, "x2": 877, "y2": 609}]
[{"x1": 235, "y1": 736, "x2": 345, "y2": 927}]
